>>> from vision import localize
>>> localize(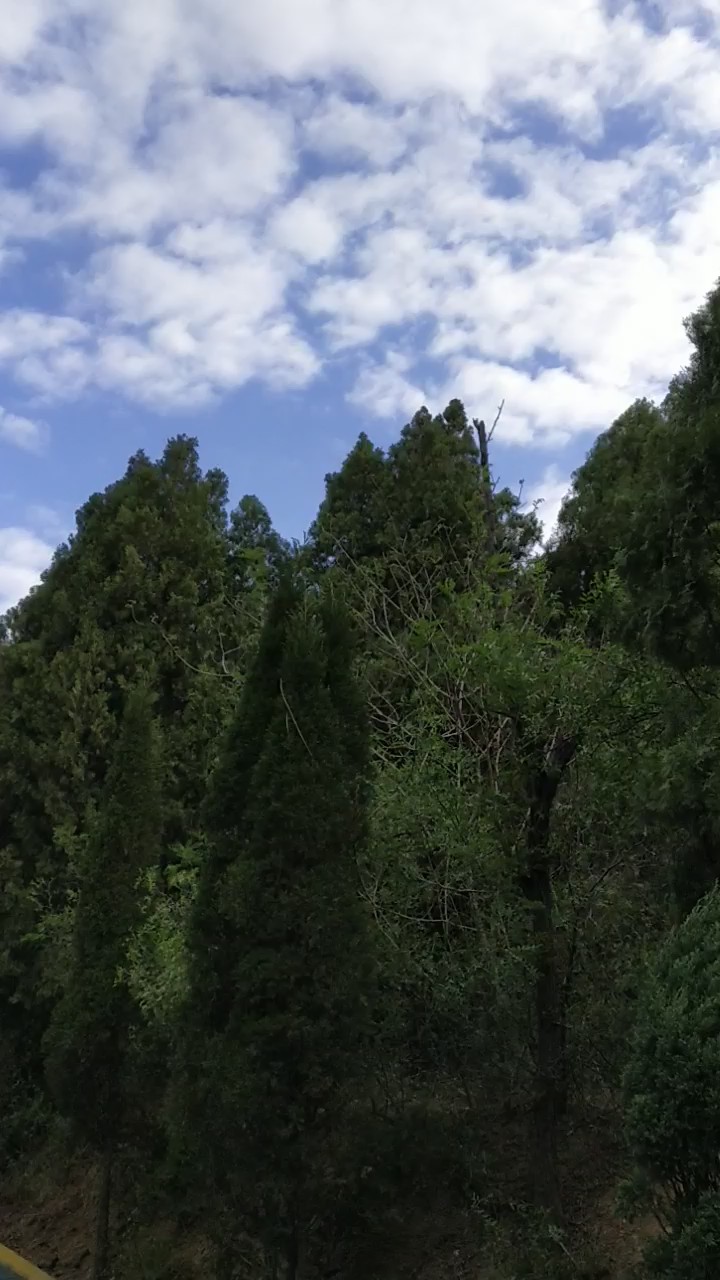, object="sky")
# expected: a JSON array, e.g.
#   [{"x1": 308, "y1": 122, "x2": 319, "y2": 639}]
[{"x1": 2, "y1": 0, "x2": 720, "y2": 611}]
